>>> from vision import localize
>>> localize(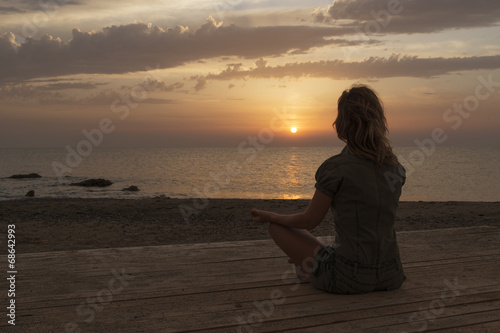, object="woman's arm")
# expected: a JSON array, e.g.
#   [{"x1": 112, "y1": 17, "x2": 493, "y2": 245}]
[{"x1": 250, "y1": 189, "x2": 332, "y2": 230}]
